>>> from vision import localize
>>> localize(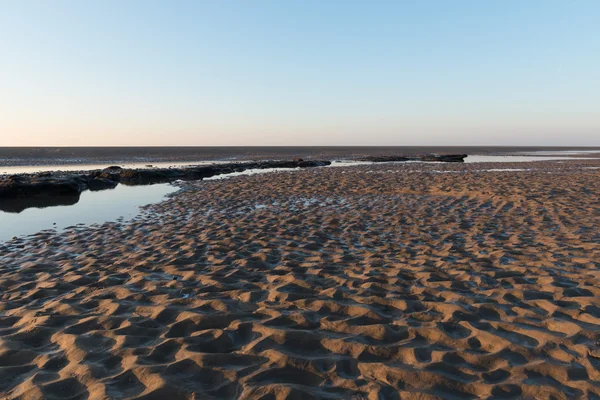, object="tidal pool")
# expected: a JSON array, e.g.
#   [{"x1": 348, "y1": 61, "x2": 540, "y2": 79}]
[{"x1": 0, "y1": 183, "x2": 178, "y2": 242}]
